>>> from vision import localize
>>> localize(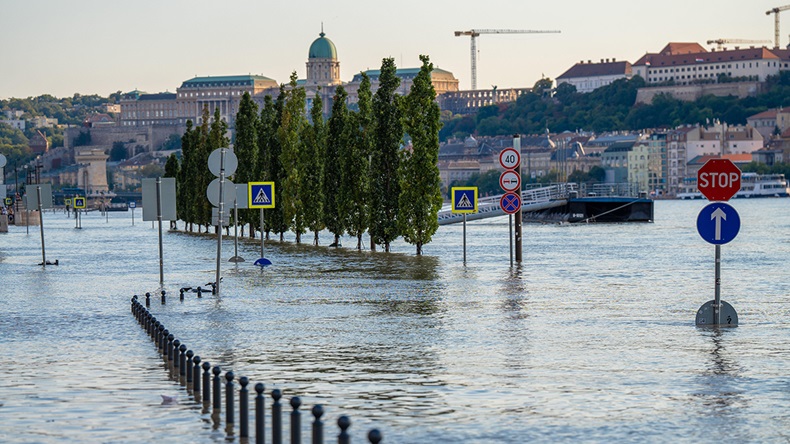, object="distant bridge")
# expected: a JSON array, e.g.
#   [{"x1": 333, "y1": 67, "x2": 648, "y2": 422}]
[{"x1": 438, "y1": 183, "x2": 577, "y2": 225}]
